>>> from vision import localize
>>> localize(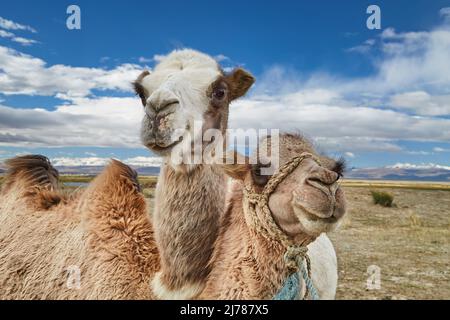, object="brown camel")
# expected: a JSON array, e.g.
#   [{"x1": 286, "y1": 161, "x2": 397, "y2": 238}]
[
  {"x1": 133, "y1": 49, "x2": 254, "y2": 299},
  {"x1": 200, "y1": 133, "x2": 347, "y2": 299},
  {"x1": 0, "y1": 156, "x2": 158, "y2": 299},
  {"x1": 0, "y1": 49, "x2": 254, "y2": 299}
]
